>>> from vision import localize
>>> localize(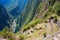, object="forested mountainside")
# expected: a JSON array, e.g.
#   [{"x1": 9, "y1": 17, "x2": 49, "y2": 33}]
[
  {"x1": 21, "y1": 0, "x2": 60, "y2": 40},
  {"x1": 9, "y1": 0, "x2": 28, "y2": 19},
  {"x1": 0, "y1": 0, "x2": 28, "y2": 31},
  {"x1": 0, "y1": 0, "x2": 28, "y2": 19},
  {"x1": 16, "y1": 0, "x2": 60, "y2": 32},
  {"x1": 16, "y1": 0, "x2": 41, "y2": 32},
  {"x1": 0, "y1": 4, "x2": 12, "y2": 31},
  {"x1": 19, "y1": 0, "x2": 60, "y2": 31},
  {"x1": 0, "y1": 0, "x2": 60, "y2": 40}
]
